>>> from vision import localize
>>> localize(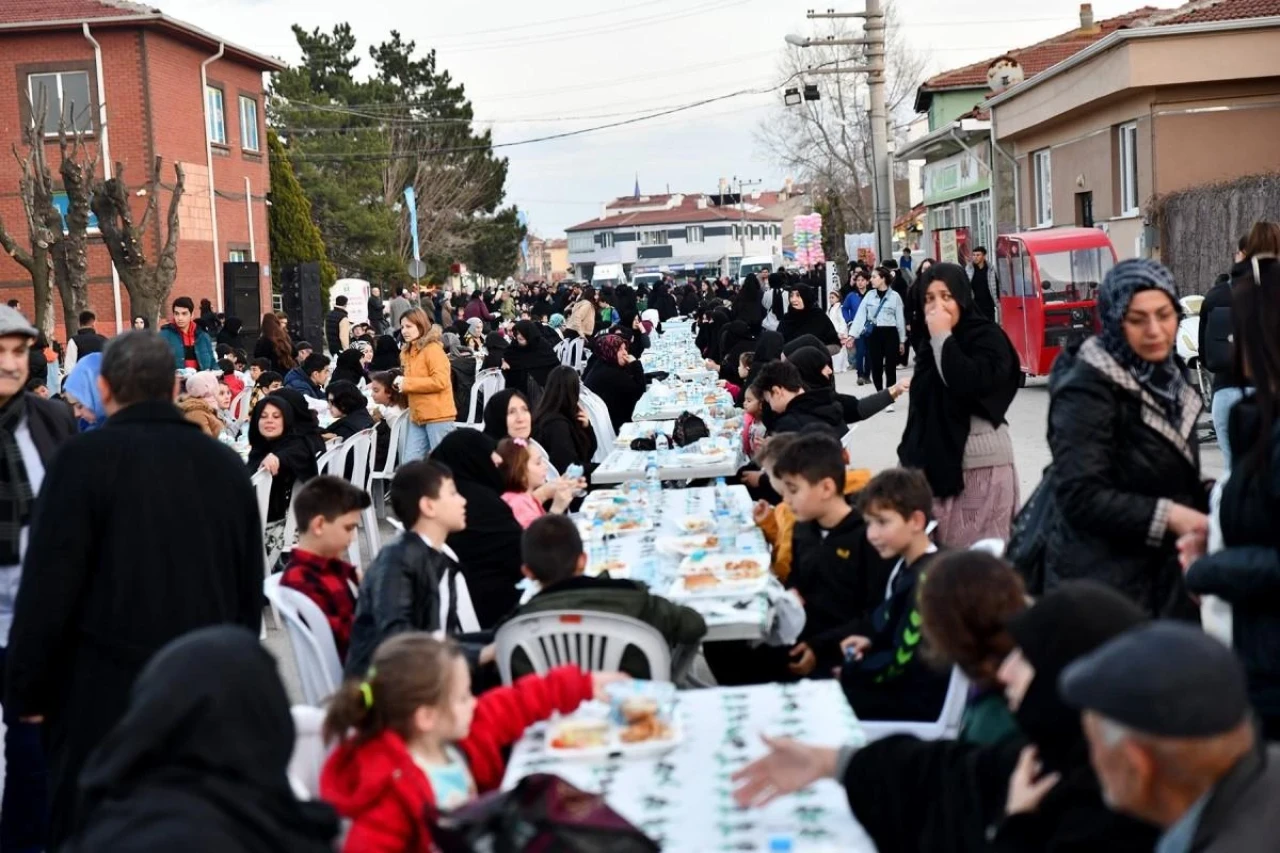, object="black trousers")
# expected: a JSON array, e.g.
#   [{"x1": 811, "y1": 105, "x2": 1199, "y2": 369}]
[{"x1": 867, "y1": 326, "x2": 900, "y2": 391}]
